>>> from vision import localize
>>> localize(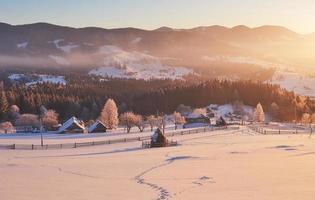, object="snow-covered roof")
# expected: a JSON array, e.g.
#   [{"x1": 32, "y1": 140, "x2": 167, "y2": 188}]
[
  {"x1": 87, "y1": 120, "x2": 107, "y2": 133},
  {"x1": 58, "y1": 117, "x2": 85, "y2": 133}
]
